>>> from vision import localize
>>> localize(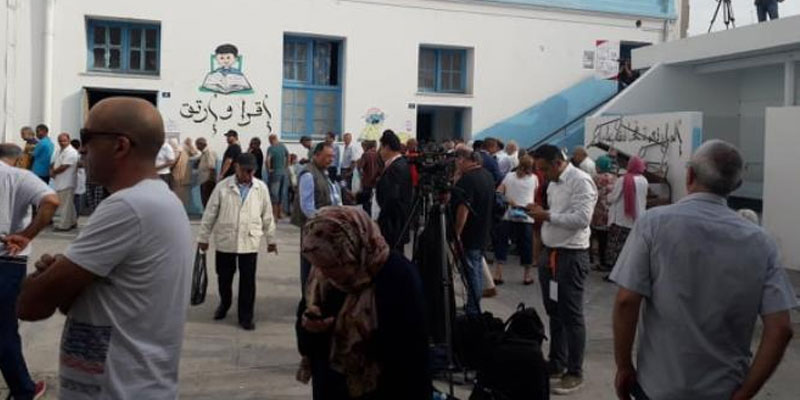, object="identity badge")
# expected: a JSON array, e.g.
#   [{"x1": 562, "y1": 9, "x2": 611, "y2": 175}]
[{"x1": 549, "y1": 280, "x2": 558, "y2": 302}]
